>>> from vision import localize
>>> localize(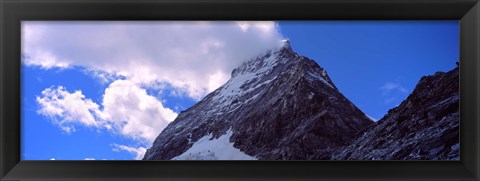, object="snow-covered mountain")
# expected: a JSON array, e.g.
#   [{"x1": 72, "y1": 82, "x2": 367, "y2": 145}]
[{"x1": 143, "y1": 41, "x2": 374, "y2": 160}]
